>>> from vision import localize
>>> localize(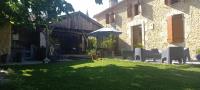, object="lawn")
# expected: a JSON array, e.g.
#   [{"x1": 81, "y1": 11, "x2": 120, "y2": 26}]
[{"x1": 1, "y1": 58, "x2": 200, "y2": 90}]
